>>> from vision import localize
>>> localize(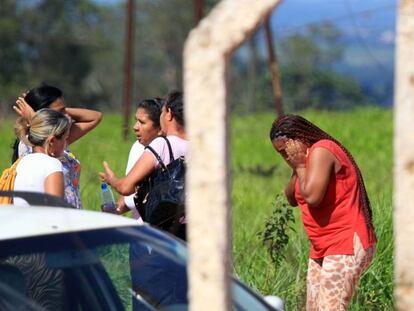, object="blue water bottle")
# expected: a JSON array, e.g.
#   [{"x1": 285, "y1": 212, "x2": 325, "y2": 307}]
[{"x1": 100, "y1": 182, "x2": 116, "y2": 213}]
